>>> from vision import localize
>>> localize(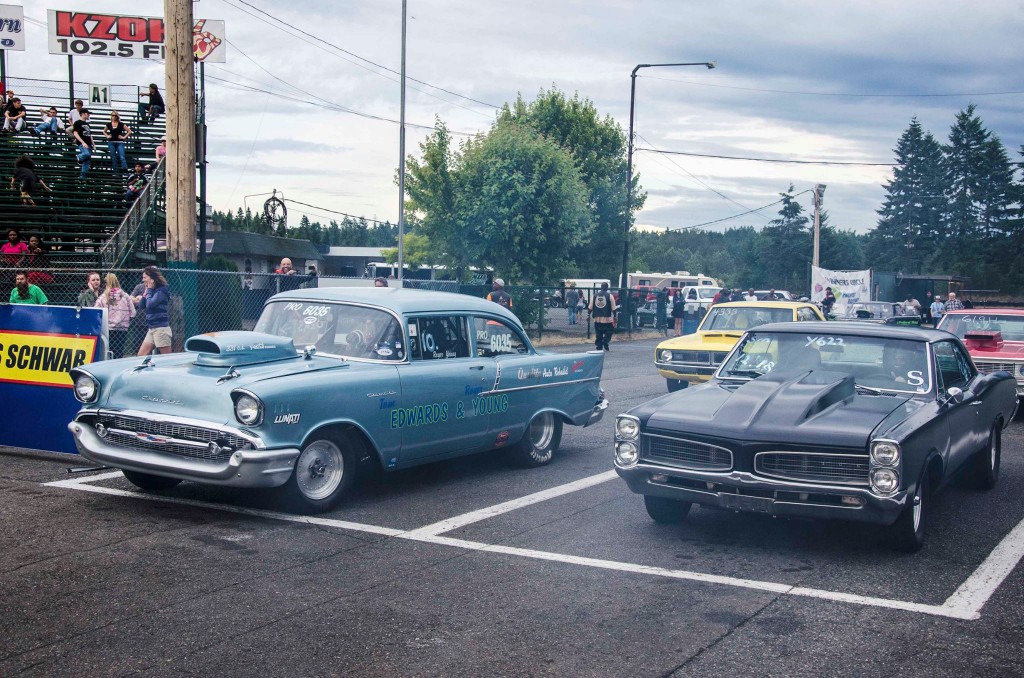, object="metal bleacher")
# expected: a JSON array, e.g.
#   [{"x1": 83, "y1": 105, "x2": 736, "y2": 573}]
[{"x1": 1, "y1": 76, "x2": 166, "y2": 268}]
